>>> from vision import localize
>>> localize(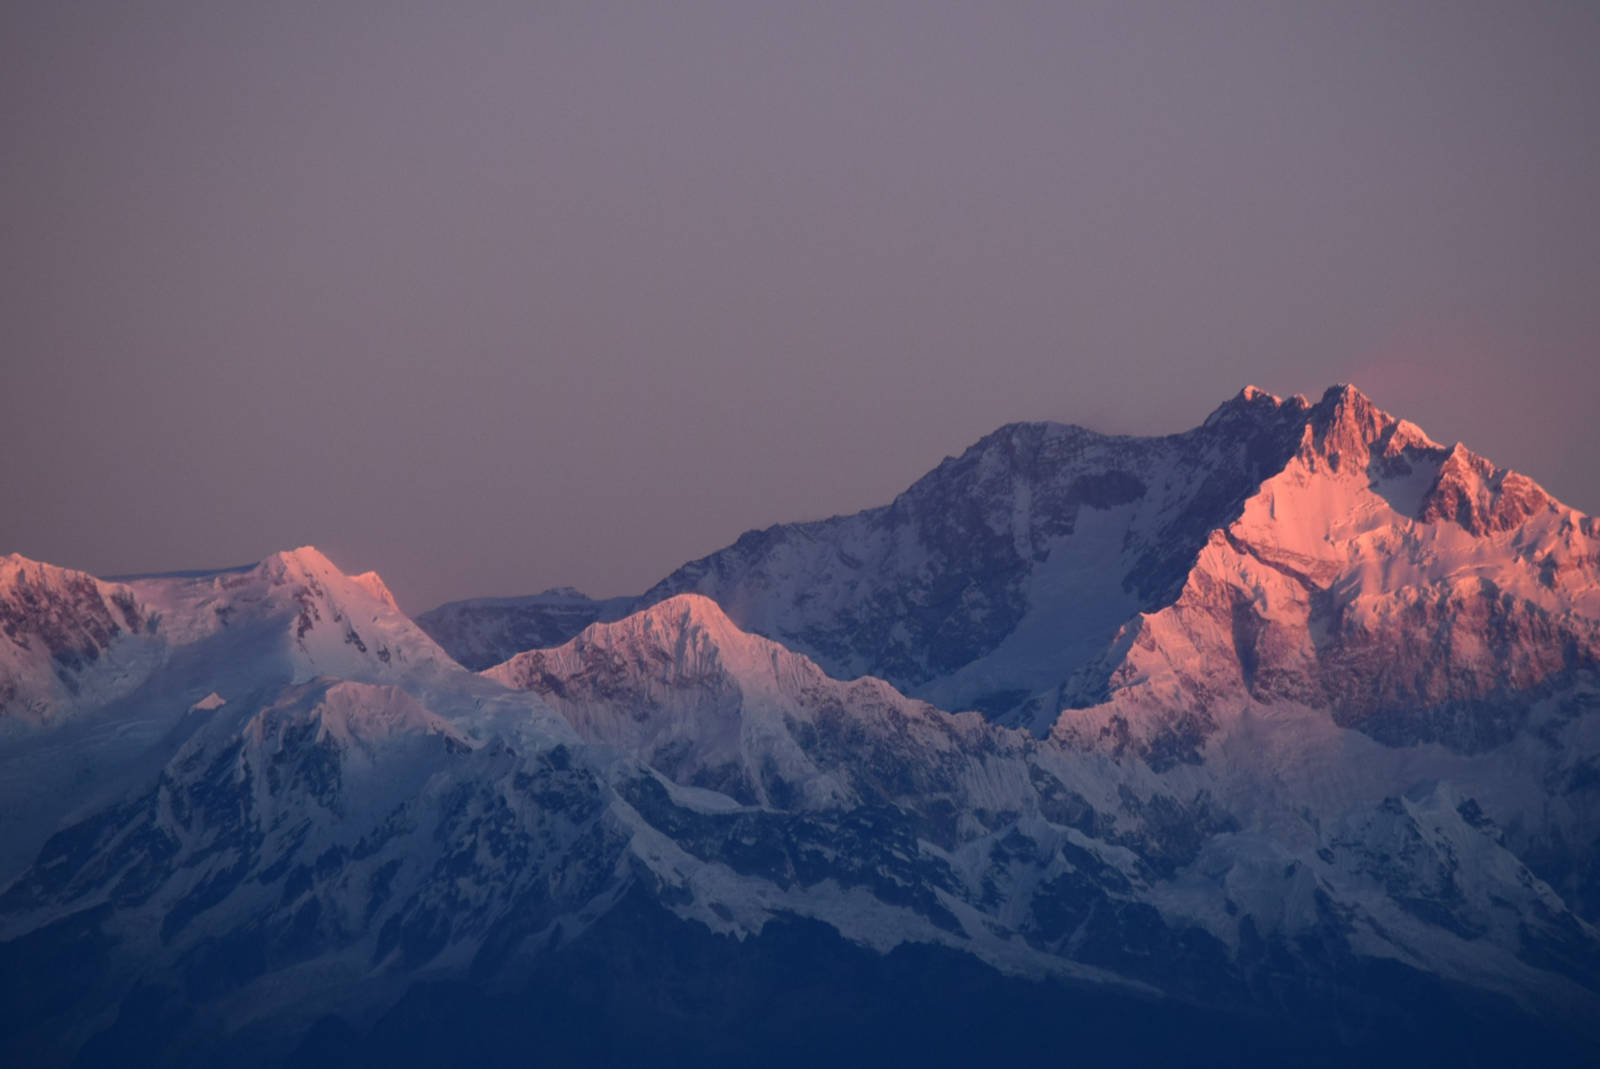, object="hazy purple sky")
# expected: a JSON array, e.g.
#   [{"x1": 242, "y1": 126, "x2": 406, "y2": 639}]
[{"x1": 4, "y1": 2, "x2": 1598, "y2": 611}]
